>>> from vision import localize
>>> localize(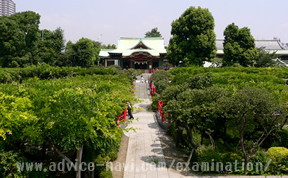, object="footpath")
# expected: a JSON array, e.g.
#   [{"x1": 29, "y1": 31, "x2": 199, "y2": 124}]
[{"x1": 123, "y1": 74, "x2": 288, "y2": 178}]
